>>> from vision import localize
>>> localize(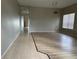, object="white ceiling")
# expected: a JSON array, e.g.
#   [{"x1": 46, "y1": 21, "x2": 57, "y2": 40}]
[{"x1": 17, "y1": 0, "x2": 76, "y2": 8}]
